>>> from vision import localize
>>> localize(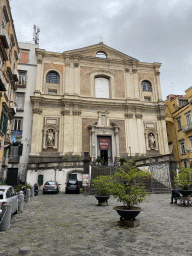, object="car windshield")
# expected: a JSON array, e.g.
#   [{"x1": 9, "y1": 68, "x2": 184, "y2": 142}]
[
  {"x1": 68, "y1": 181, "x2": 77, "y2": 184},
  {"x1": 0, "y1": 189, "x2": 5, "y2": 192},
  {"x1": 45, "y1": 181, "x2": 57, "y2": 185}
]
